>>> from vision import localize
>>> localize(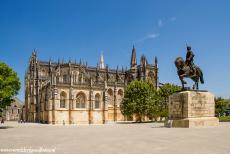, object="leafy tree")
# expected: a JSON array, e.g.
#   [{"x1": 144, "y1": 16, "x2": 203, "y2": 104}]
[
  {"x1": 0, "y1": 62, "x2": 20, "y2": 109},
  {"x1": 158, "y1": 83, "x2": 181, "y2": 118},
  {"x1": 121, "y1": 80, "x2": 154, "y2": 122},
  {"x1": 215, "y1": 97, "x2": 228, "y2": 117},
  {"x1": 121, "y1": 81, "x2": 180, "y2": 122},
  {"x1": 146, "y1": 90, "x2": 162, "y2": 121}
]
